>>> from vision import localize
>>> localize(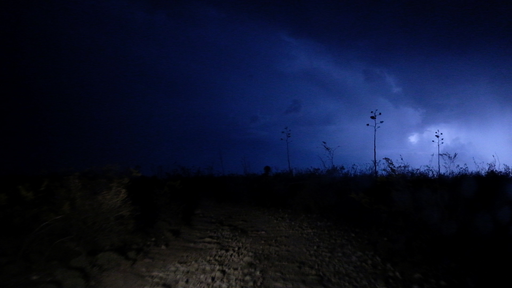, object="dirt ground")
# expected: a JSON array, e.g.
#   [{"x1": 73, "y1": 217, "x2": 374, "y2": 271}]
[{"x1": 93, "y1": 200, "x2": 452, "y2": 288}]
